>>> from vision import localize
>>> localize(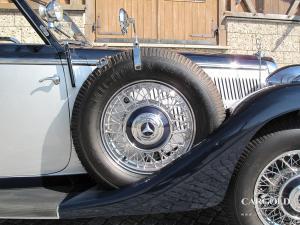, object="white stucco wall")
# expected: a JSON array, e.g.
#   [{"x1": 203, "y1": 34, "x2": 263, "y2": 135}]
[{"x1": 226, "y1": 18, "x2": 300, "y2": 68}]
